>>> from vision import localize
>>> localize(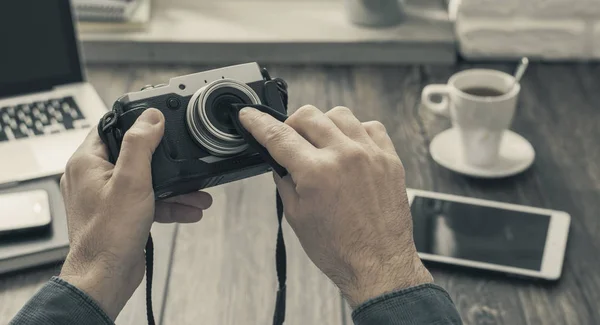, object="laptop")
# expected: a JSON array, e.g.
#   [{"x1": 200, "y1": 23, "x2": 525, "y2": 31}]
[{"x1": 0, "y1": 0, "x2": 108, "y2": 186}]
